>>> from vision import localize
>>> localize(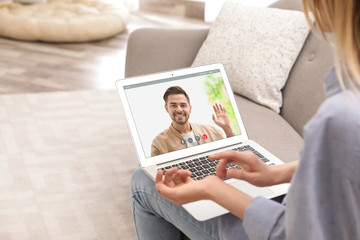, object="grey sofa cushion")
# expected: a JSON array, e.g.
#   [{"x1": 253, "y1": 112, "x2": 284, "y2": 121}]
[
  {"x1": 125, "y1": 28, "x2": 209, "y2": 78},
  {"x1": 234, "y1": 95, "x2": 303, "y2": 163},
  {"x1": 281, "y1": 33, "x2": 333, "y2": 136}
]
